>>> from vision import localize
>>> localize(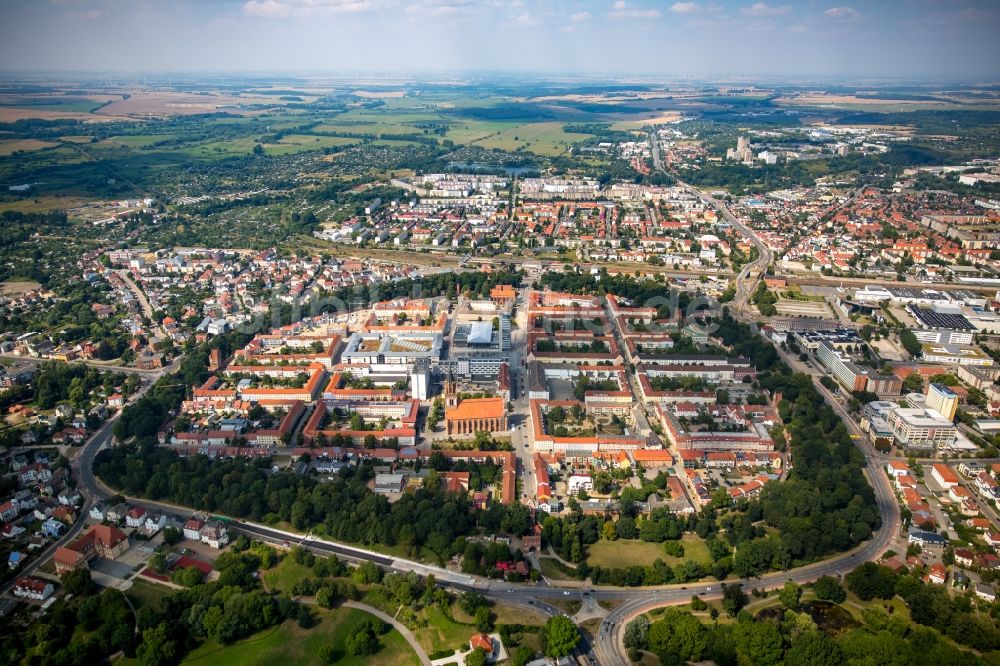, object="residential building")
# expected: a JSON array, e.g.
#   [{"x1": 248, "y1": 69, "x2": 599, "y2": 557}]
[
  {"x1": 816, "y1": 341, "x2": 868, "y2": 391},
  {"x1": 13, "y1": 576, "x2": 54, "y2": 601},
  {"x1": 926, "y1": 383, "x2": 958, "y2": 421}
]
